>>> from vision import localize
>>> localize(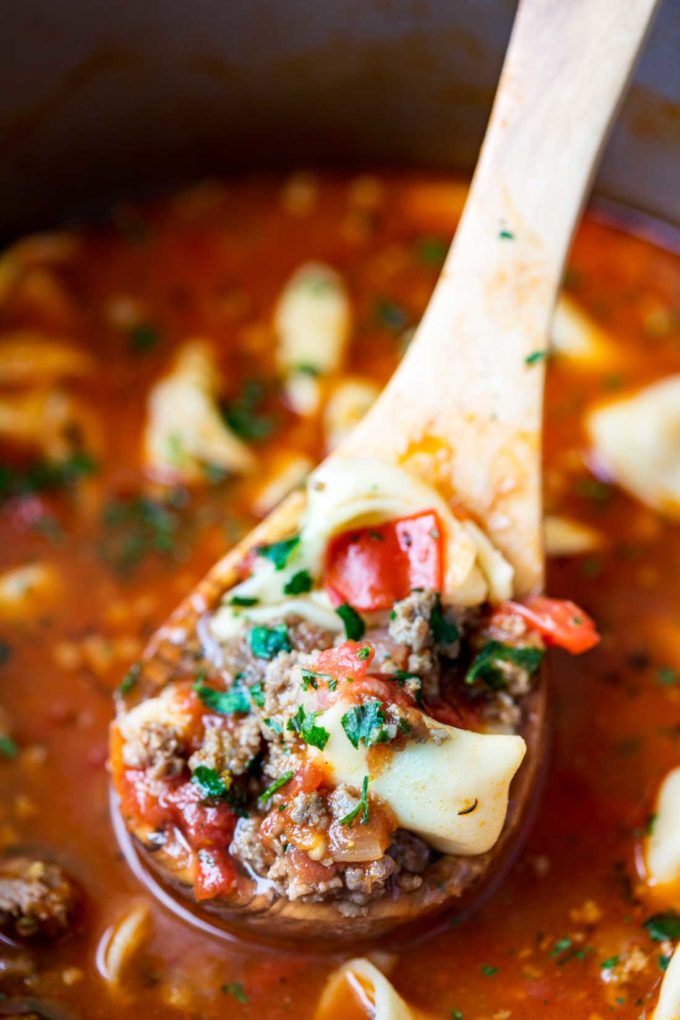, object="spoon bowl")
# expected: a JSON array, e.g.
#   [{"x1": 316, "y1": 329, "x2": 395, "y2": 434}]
[{"x1": 110, "y1": 0, "x2": 658, "y2": 942}]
